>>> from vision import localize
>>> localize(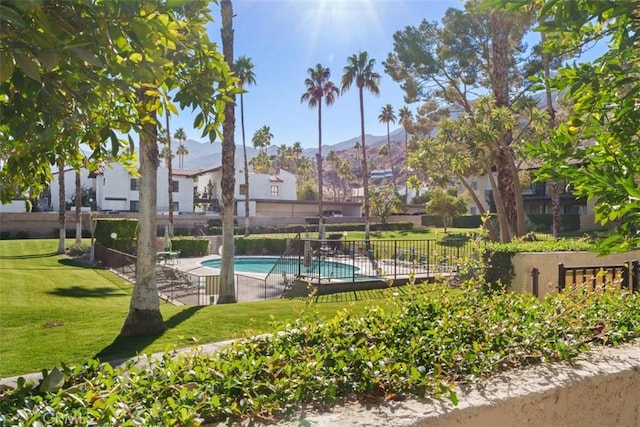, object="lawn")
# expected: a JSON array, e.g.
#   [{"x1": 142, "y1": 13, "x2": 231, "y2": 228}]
[{"x1": 0, "y1": 239, "x2": 402, "y2": 378}]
